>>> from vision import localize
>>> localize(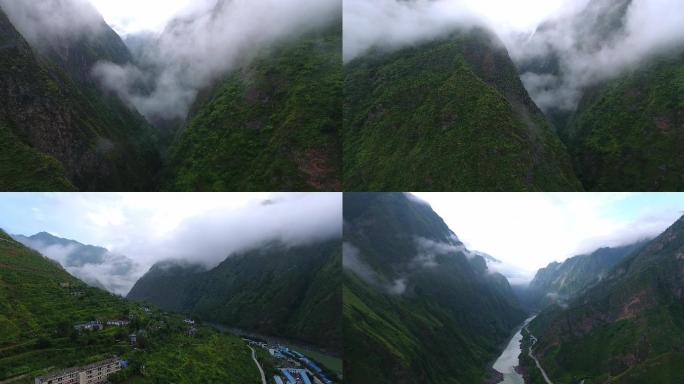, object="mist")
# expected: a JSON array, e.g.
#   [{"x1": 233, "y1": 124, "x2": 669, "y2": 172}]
[
  {"x1": 343, "y1": 0, "x2": 684, "y2": 112},
  {"x1": 512, "y1": 0, "x2": 684, "y2": 112},
  {"x1": 13, "y1": 235, "x2": 144, "y2": 296},
  {"x1": 124, "y1": 193, "x2": 342, "y2": 270},
  {"x1": 92, "y1": 0, "x2": 341, "y2": 121},
  {"x1": 0, "y1": 0, "x2": 106, "y2": 47},
  {"x1": 1, "y1": 193, "x2": 341, "y2": 296}
]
